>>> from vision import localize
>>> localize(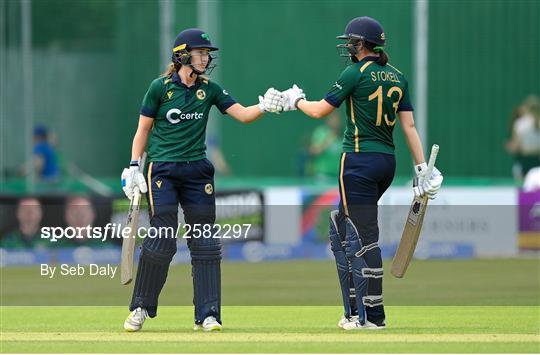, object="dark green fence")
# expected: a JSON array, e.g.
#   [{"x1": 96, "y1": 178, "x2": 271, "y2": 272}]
[{"x1": 1, "y1": 0, "x2": 538, "y2": 179}]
